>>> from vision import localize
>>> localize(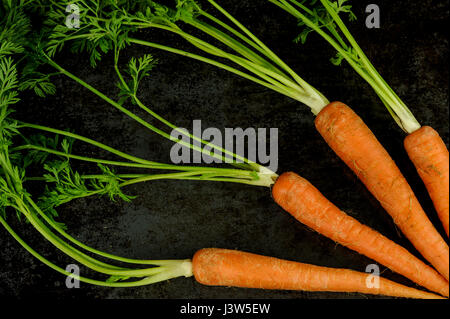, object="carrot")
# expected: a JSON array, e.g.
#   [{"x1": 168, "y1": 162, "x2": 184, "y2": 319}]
[
  {"x1": 404, "y1": 126, "x2": 449, "y2": 237},
  {"x1": 272, "y1": 172, "x2": 449, "y2": 297},
  {"x1": 192, "y1": 248, "x2": 444, "y2": 299},
  {"x1": 314, "y1": 102, "x2": 449, "y2": 281}
]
